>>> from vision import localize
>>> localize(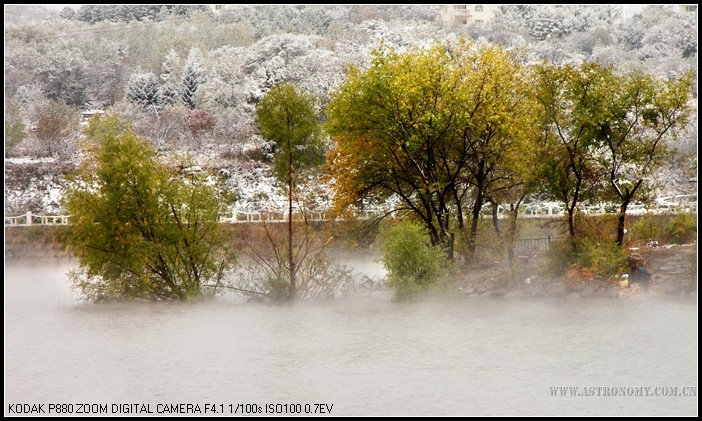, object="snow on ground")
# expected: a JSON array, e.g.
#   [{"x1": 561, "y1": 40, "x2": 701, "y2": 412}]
[
  {"x1": 225, "y1": 161, "x2": 287, "y2": 212},
  {"x1": 3, "y1": 155, "x2": 334, "y2": 216},
  {"x1": 5, "y1": 157, "x2": 57, "y2": 165},
  {"x1": 4, "y1": 152, "x2": 697, "y2": 217}
]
